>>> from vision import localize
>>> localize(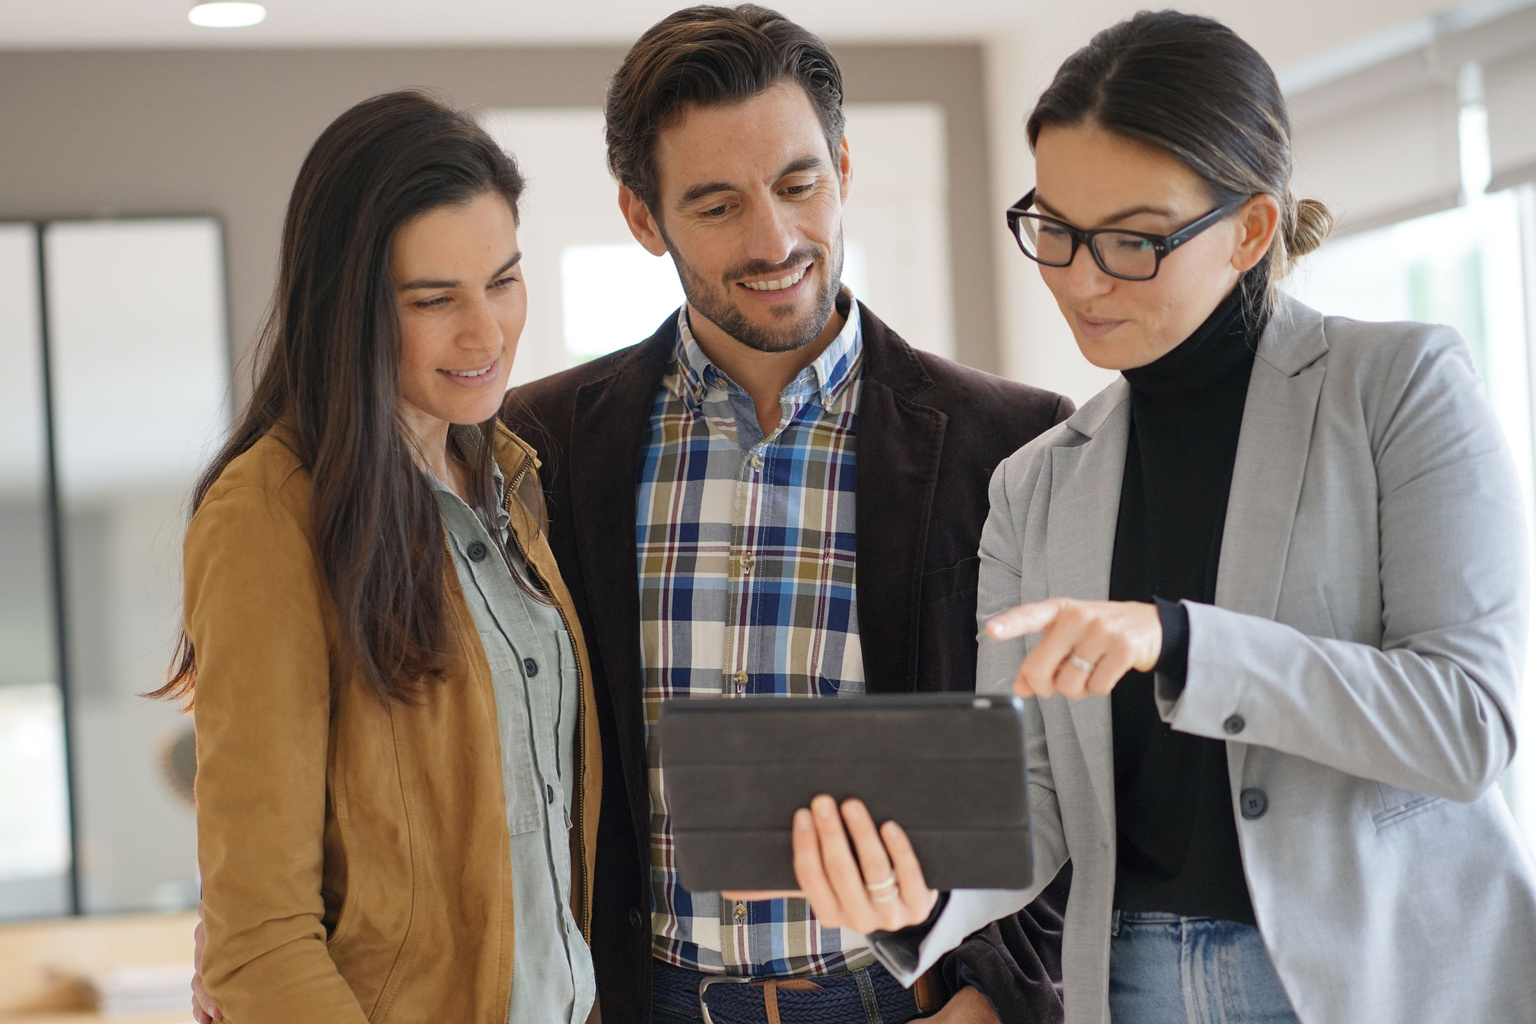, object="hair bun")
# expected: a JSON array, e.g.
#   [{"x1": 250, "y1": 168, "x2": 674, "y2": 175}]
[{"x1": 1288, "y1": 197, "x2": 1333, "y2": 260}]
